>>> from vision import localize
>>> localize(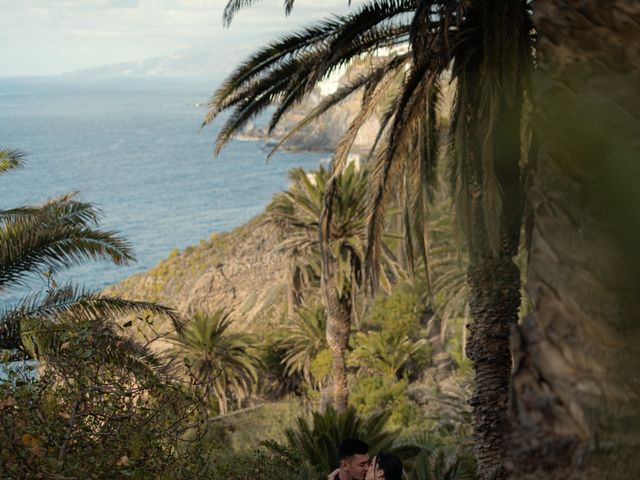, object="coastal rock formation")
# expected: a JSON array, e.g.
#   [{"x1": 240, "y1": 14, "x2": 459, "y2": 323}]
[{"x1": 239, "y1": 62, "x2": 383, "y2": 154}]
